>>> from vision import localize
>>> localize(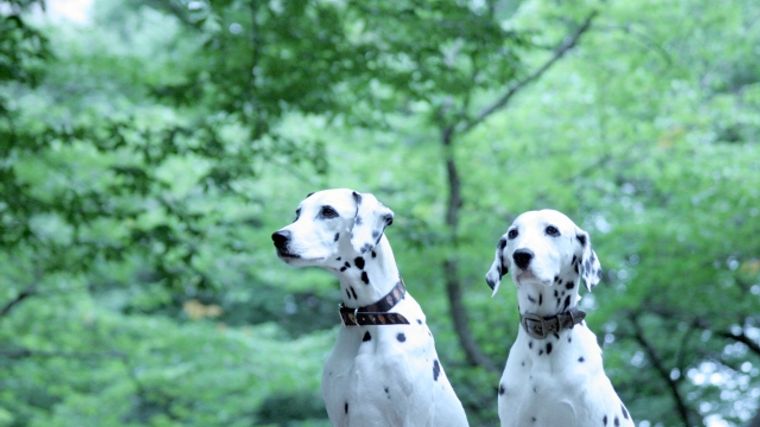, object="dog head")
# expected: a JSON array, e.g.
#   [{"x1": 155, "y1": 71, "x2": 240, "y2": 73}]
[
  {"x1": 485, "y1": 209, "x2": 601, "y2": 295},
  {"x1": 272, "y1": 188, "x2": 394, "y2": 267}
]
